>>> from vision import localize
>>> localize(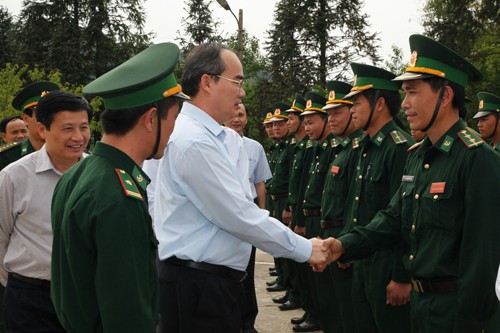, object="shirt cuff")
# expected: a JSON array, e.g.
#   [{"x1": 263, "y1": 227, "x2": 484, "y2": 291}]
[{"x1": 289, "y1": 234, "x2": 312, "y2": 263}]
